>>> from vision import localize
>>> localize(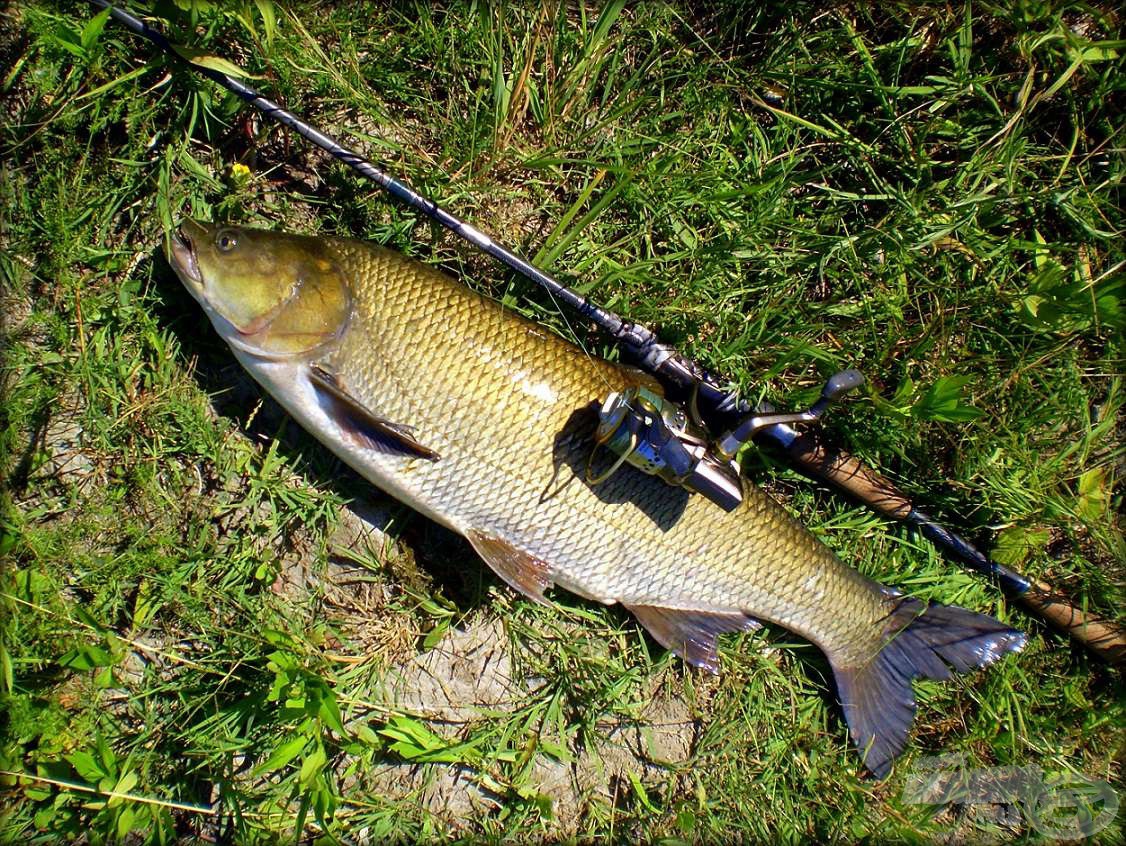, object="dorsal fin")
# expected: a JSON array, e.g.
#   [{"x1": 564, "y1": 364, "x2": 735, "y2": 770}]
[
  {"x1": 466, "y1": 529, "x2": 553, "y2": 604},
  {"x1": 309, "y1": 365, "x2": 439, "y2": 460},
  {"x1": 626, "y1": 604, "x2": 761, "y2": 674}
]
